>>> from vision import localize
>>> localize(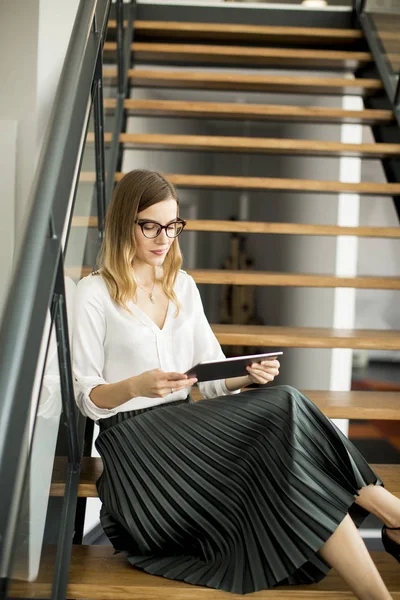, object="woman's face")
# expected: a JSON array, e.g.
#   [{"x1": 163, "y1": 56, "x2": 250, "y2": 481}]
[{"x1": 134, "y1": 198, "x2": 178, "y2": 267}]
